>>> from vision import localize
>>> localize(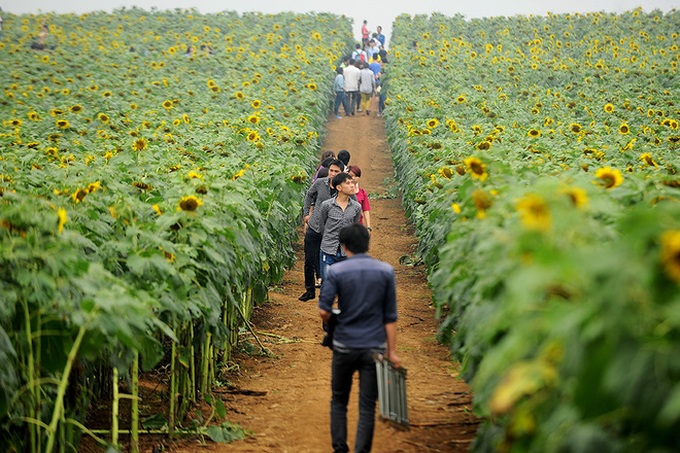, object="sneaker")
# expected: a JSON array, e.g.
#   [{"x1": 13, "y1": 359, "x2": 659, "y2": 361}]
[
  {"x1": 357, "y1": 109, "x2": 363, "y2": 113},
  {"x1": 315, "y1": 278, "x2": 322, "y2": 288},
  {"x1": 335, "y1": 115, "x2": 342, "y2": 119},
  {"x1": 366, "y1": 110, "x2": 370, "y2": 116}
]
